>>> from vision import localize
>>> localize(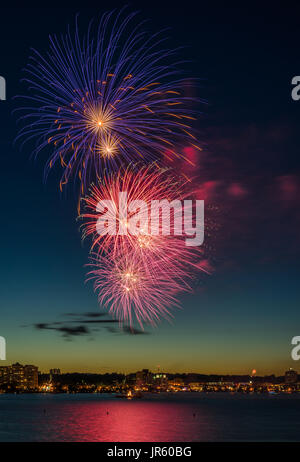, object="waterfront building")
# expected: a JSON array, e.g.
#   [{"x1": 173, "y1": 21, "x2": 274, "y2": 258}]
[
  {"x1": 136, "y1": 369, "x2": 153, "y2": 387},
  {"x1": 49, "y1": 368, "x2": 61, "y2": 381},
  {"x1": 0, "y1": 363, "x2": 38, "y2": 389},
  {"x1": 285, "y1": 368, "x2": 298, "y2": 384}
]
